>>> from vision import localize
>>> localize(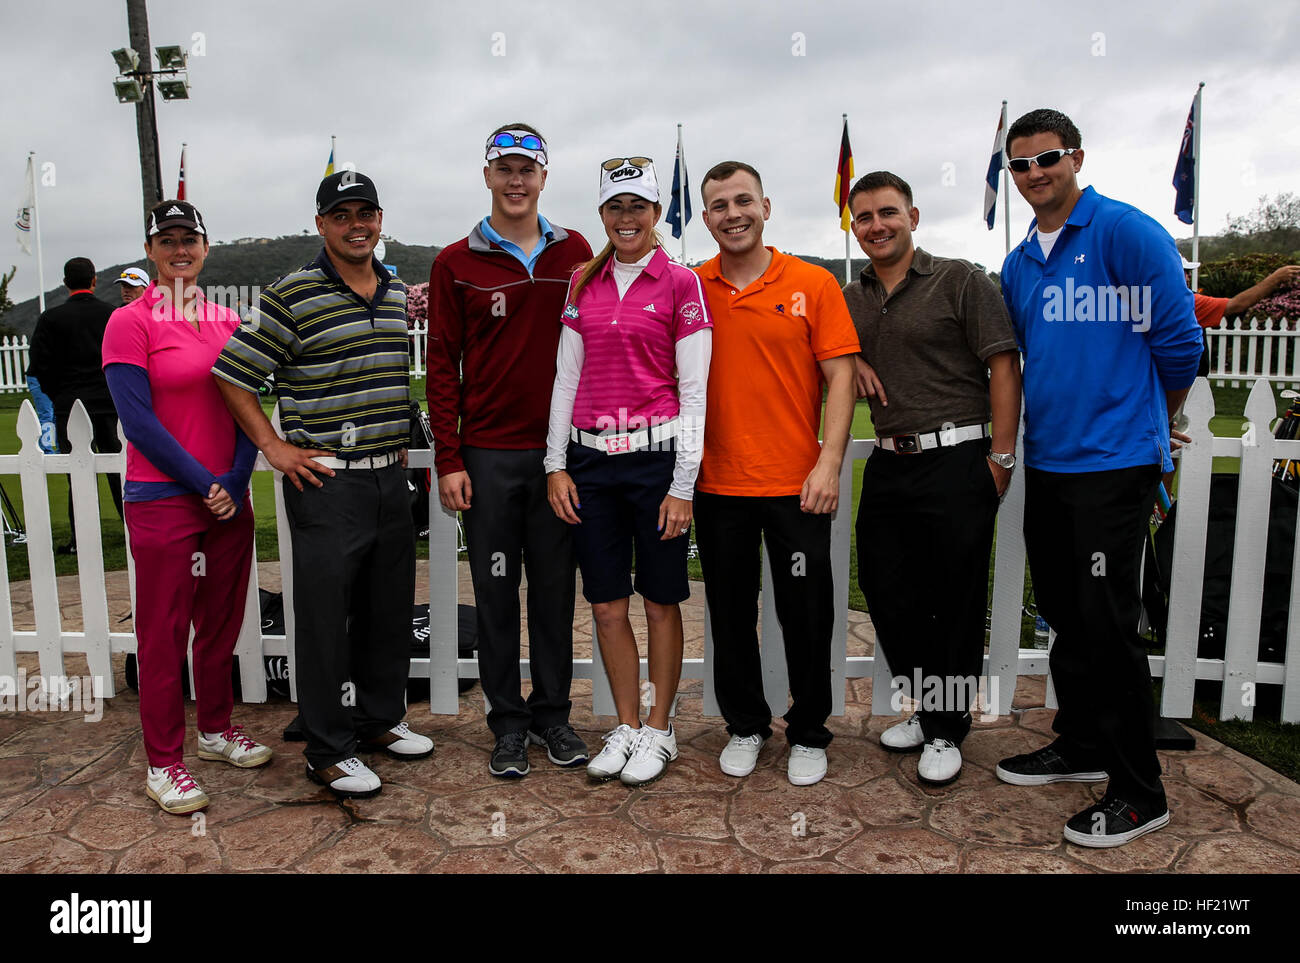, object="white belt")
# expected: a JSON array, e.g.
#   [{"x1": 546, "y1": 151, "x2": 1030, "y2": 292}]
[
  {"x1": 312, "y1": 451, "x2": 402, "y2": 469},
  {"x1": 876, "y1": 423, "x2": 989, "y2": 454},
  {"x1": 570, "y1": 418, "x2": 679, "y2": 455}
]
